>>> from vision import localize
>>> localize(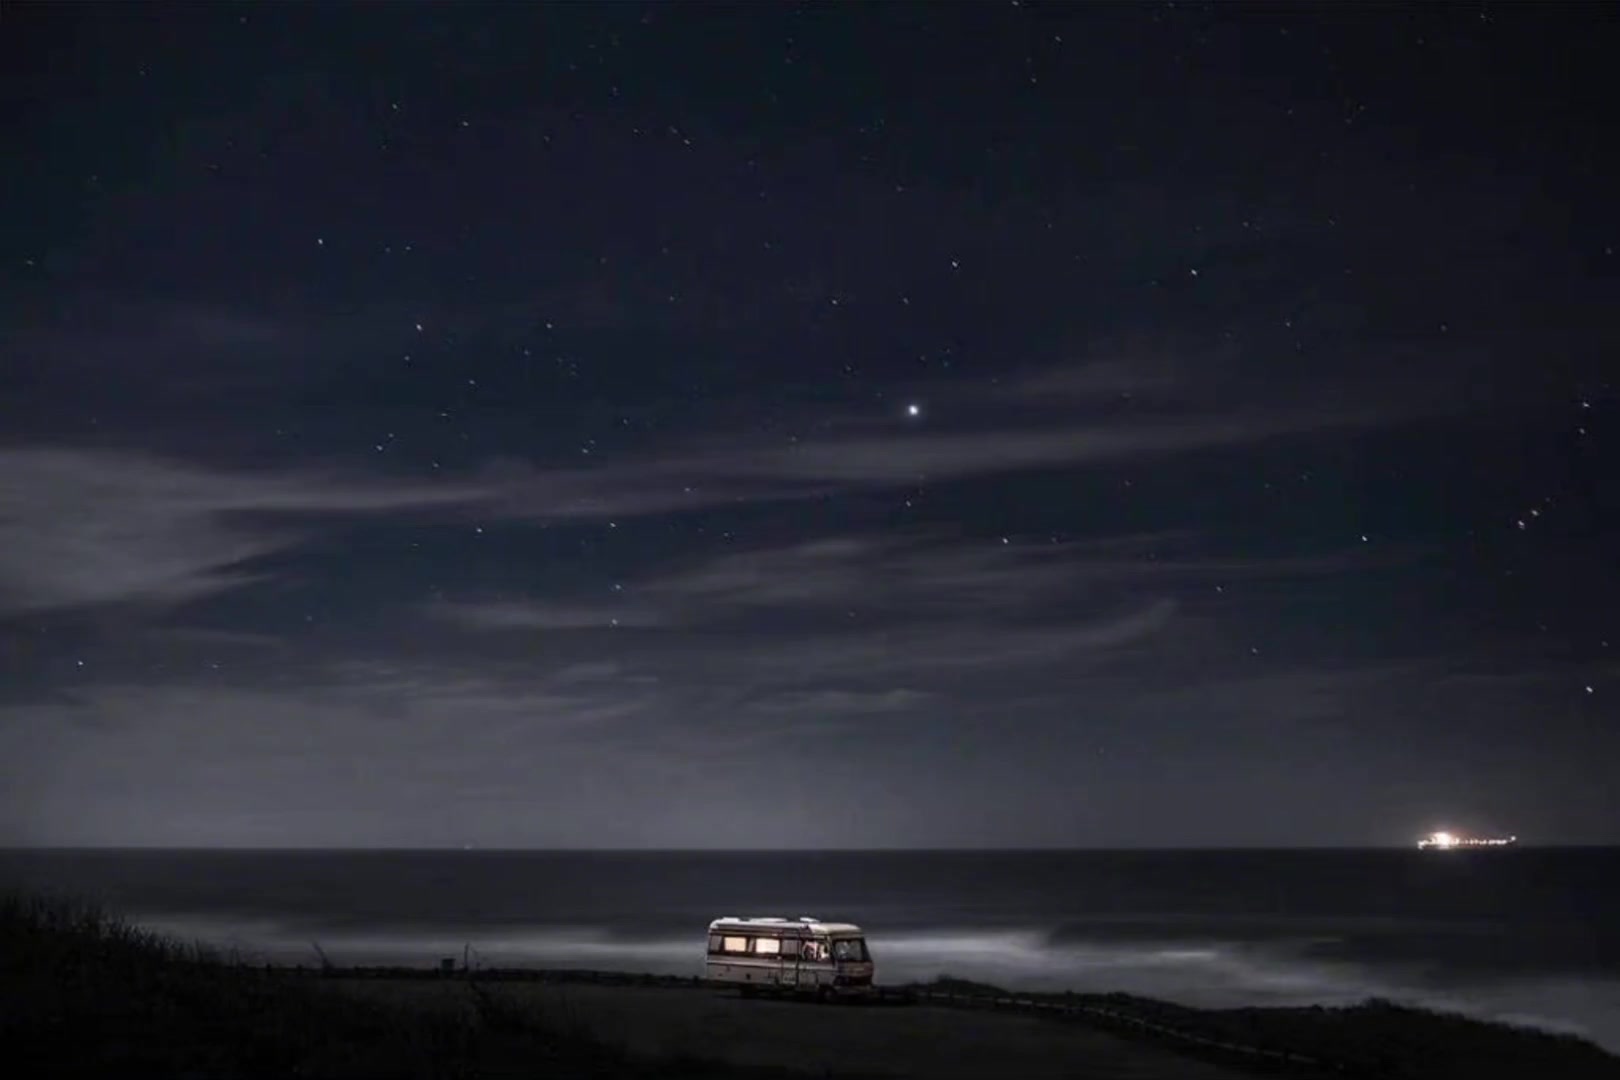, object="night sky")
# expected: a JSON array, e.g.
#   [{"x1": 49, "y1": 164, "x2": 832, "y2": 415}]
[{"x1": 3, "y1": 4, "x2": 1616, "y2": 849}]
